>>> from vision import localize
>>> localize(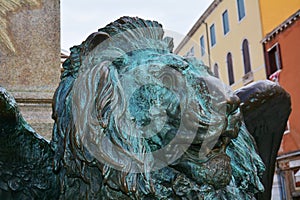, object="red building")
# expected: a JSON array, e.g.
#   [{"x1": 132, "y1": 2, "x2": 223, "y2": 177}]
[{"x1": 262, "y1": 10, "x2": 300, "y2": 199}]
